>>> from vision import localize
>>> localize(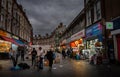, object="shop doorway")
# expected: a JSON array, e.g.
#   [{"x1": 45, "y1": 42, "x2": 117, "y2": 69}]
[{"x1": 117, "y1": 35, "x2": 120, "y2": 62}]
